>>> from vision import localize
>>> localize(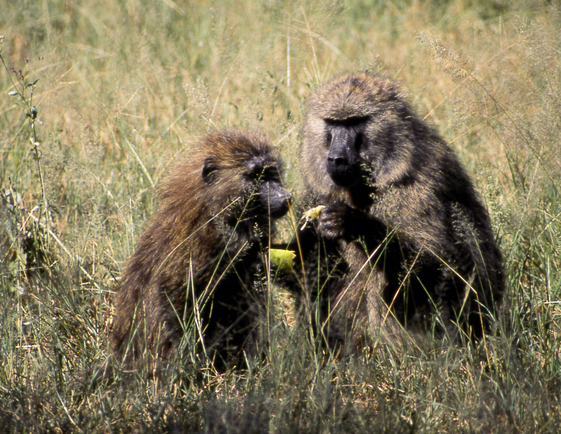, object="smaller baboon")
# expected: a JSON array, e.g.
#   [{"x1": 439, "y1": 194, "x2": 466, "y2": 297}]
[
  {"x1": 289, "y1": 72, "x2": 504, "y2": 353},
  {"x1": 111, "y1": 129, "x2": 291, "y2": 369}
]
